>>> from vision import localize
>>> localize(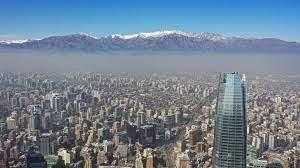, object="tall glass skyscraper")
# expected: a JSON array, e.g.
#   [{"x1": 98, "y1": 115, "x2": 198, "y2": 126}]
[{"x1": 213, "y1": 72, "x2": 247, "y2": 168}]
